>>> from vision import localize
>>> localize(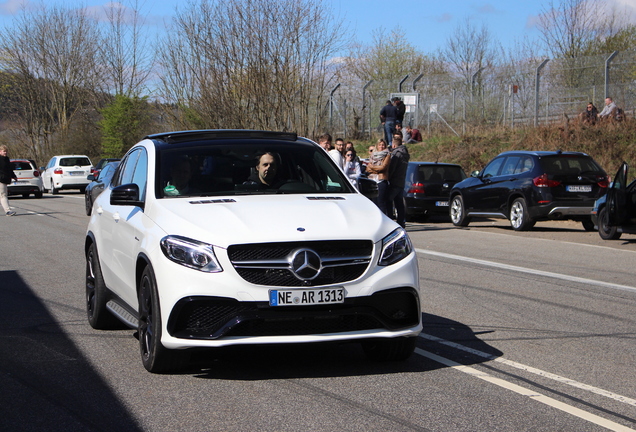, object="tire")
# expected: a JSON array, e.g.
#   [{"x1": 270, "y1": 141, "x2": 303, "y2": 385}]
[
  {"x1": 581, "y1": 218, "x2": 595, "y2": 232},
  {"x1": 79, "y1": 186, "x2": 86, "y2": 194},
  {"x1": 51, "y1": 183, "x2": 58, "y2": 194},
  {"x1": 86, "y1": 243, "x2": 119, "y2": 329},
  {"x1": 22, "y1": 193, "x2": 29, "y2": 198},
  {"x1": 35, "y1": 191, "x2": 43, "y2": 199},
  {"x1": 598, "y1": 207, "x2": 621, "y2": 240},
  {"x1": 509, "y1": 198, "x2": 535, "y2": 231},
  {"x1": 362, "y1": 336, "x2": 417, "y2": 361},
  {"x1": 138, "y1": 265, "x2": 188, "y2": 373},
  {"x1": 449, "y1": 195, "x2": 471, "y2": 227}
]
